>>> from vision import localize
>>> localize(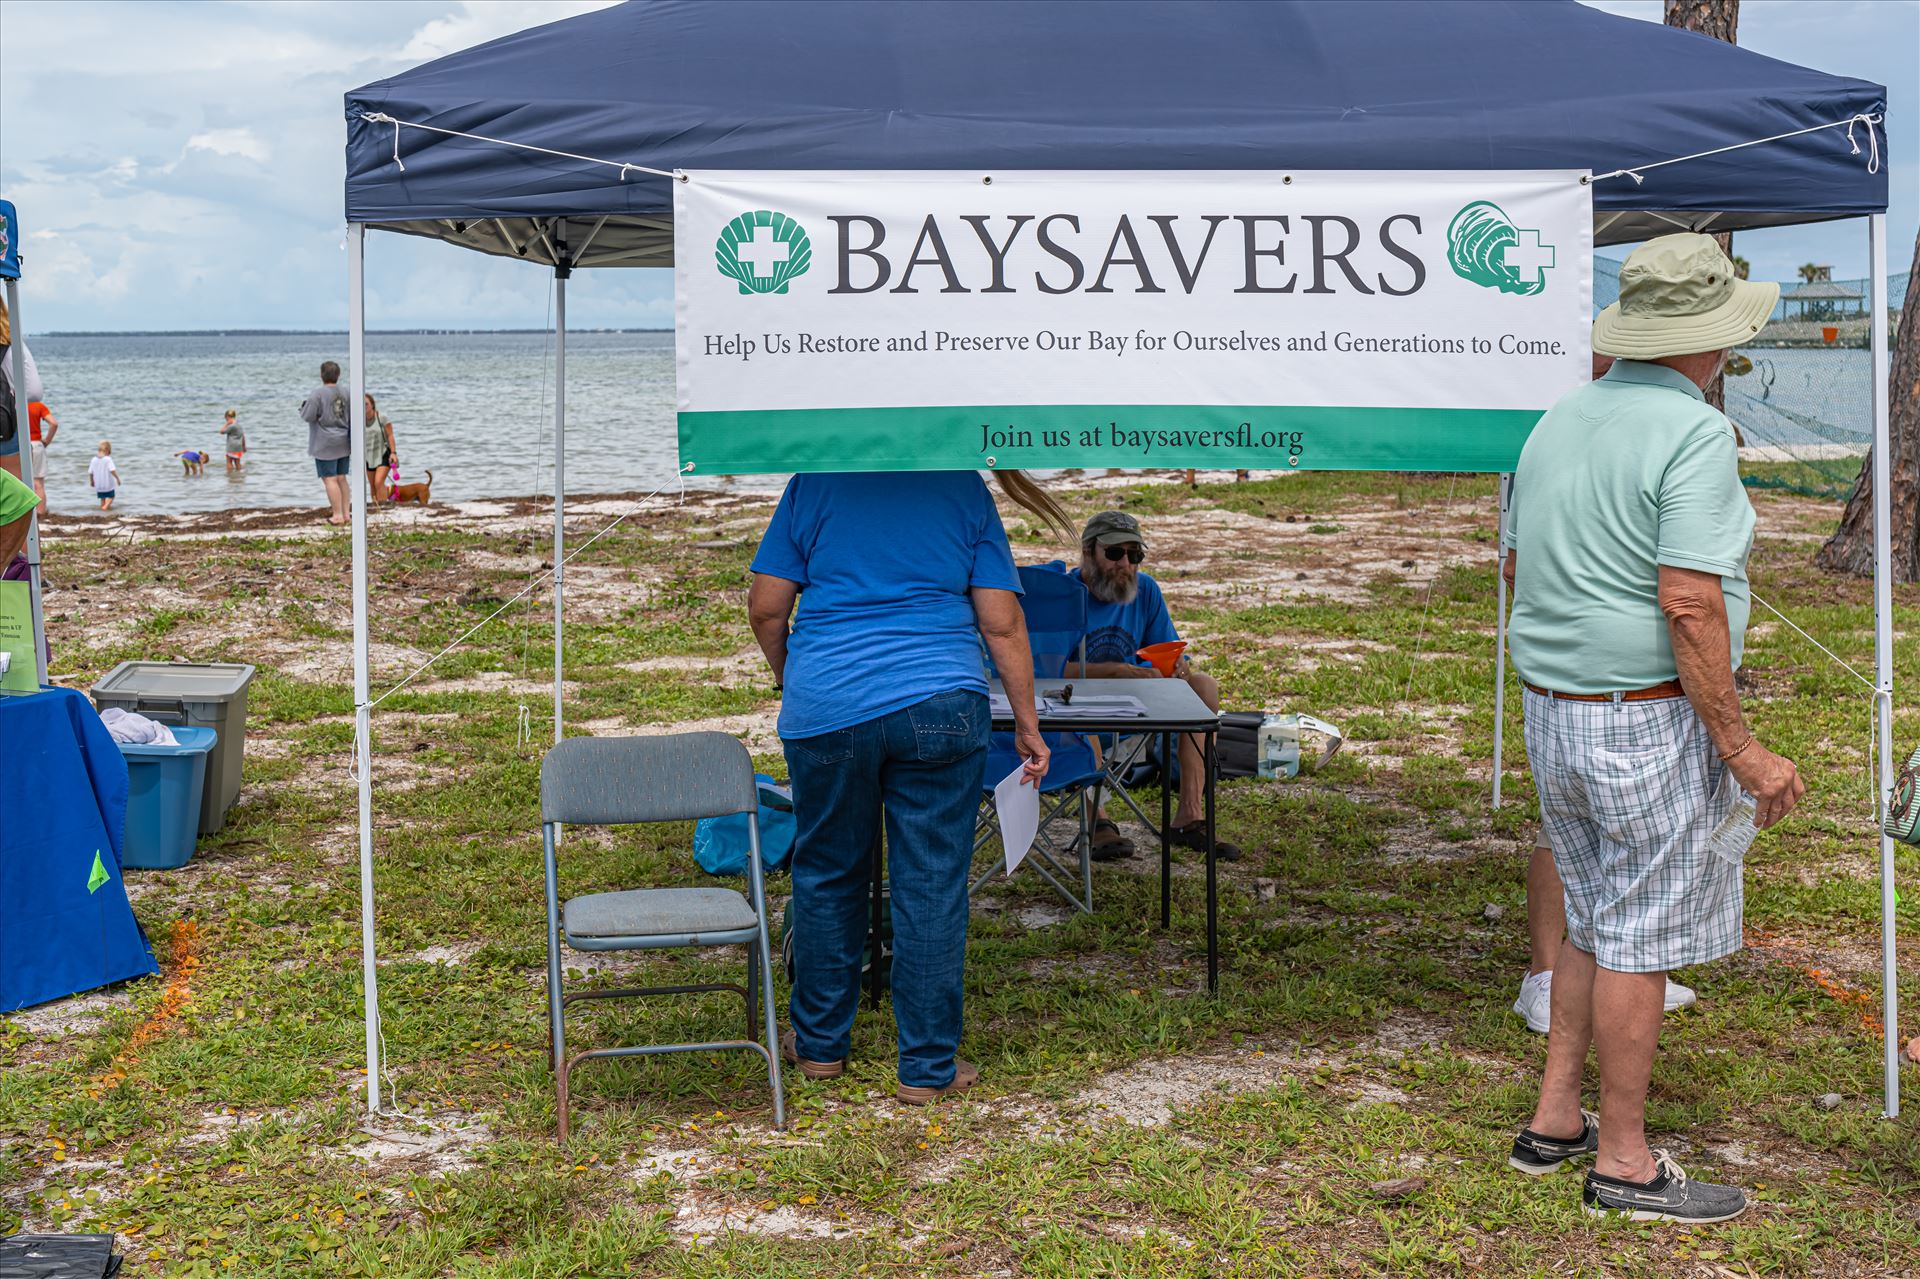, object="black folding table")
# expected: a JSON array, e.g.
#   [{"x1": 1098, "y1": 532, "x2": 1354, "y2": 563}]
[
  {"x1": 862, "y1": 677, "x2": 1224, "y2": 1006},
  {"x1": 989, "y1": 677, "x2": 1224, "y2": 990}
]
